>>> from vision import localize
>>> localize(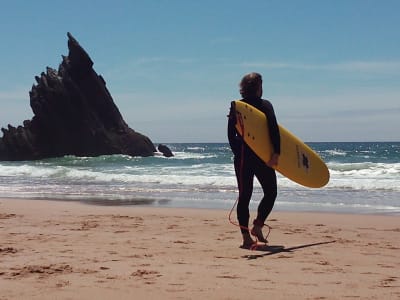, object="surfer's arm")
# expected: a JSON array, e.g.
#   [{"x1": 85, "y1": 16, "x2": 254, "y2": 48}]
[
  {"x1": 268, "y1": 115, "x2": 280, "y2": 156},
  {"x1": 267, "y1": 153, "x2": 279, "y2": 167},
  {"x1": 268, "y1": 114, "x2": 281, "y2": 167},
  {"x1": 262, "y1": 100, "x2": 281, "y2": 156},
  {"x1": 227, "y1": 102, "x2": 241, "y2": 156}
]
